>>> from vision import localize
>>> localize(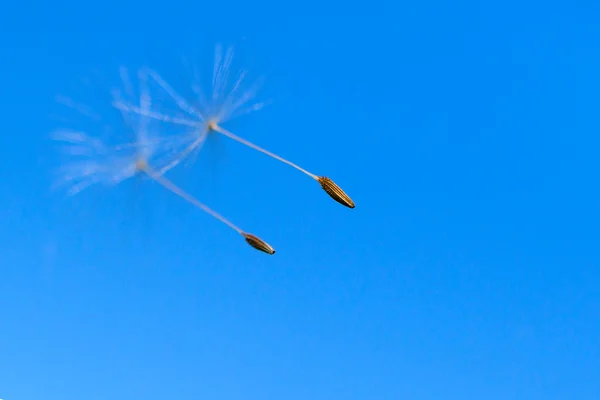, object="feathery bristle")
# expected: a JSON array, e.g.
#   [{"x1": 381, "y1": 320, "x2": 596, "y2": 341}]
[
  {"x1": 242, "y1": 233, "x2": 276, "y2": 255},
  {"x1": 318, "y1": 176, "x2": 355, "y2": 209}
]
